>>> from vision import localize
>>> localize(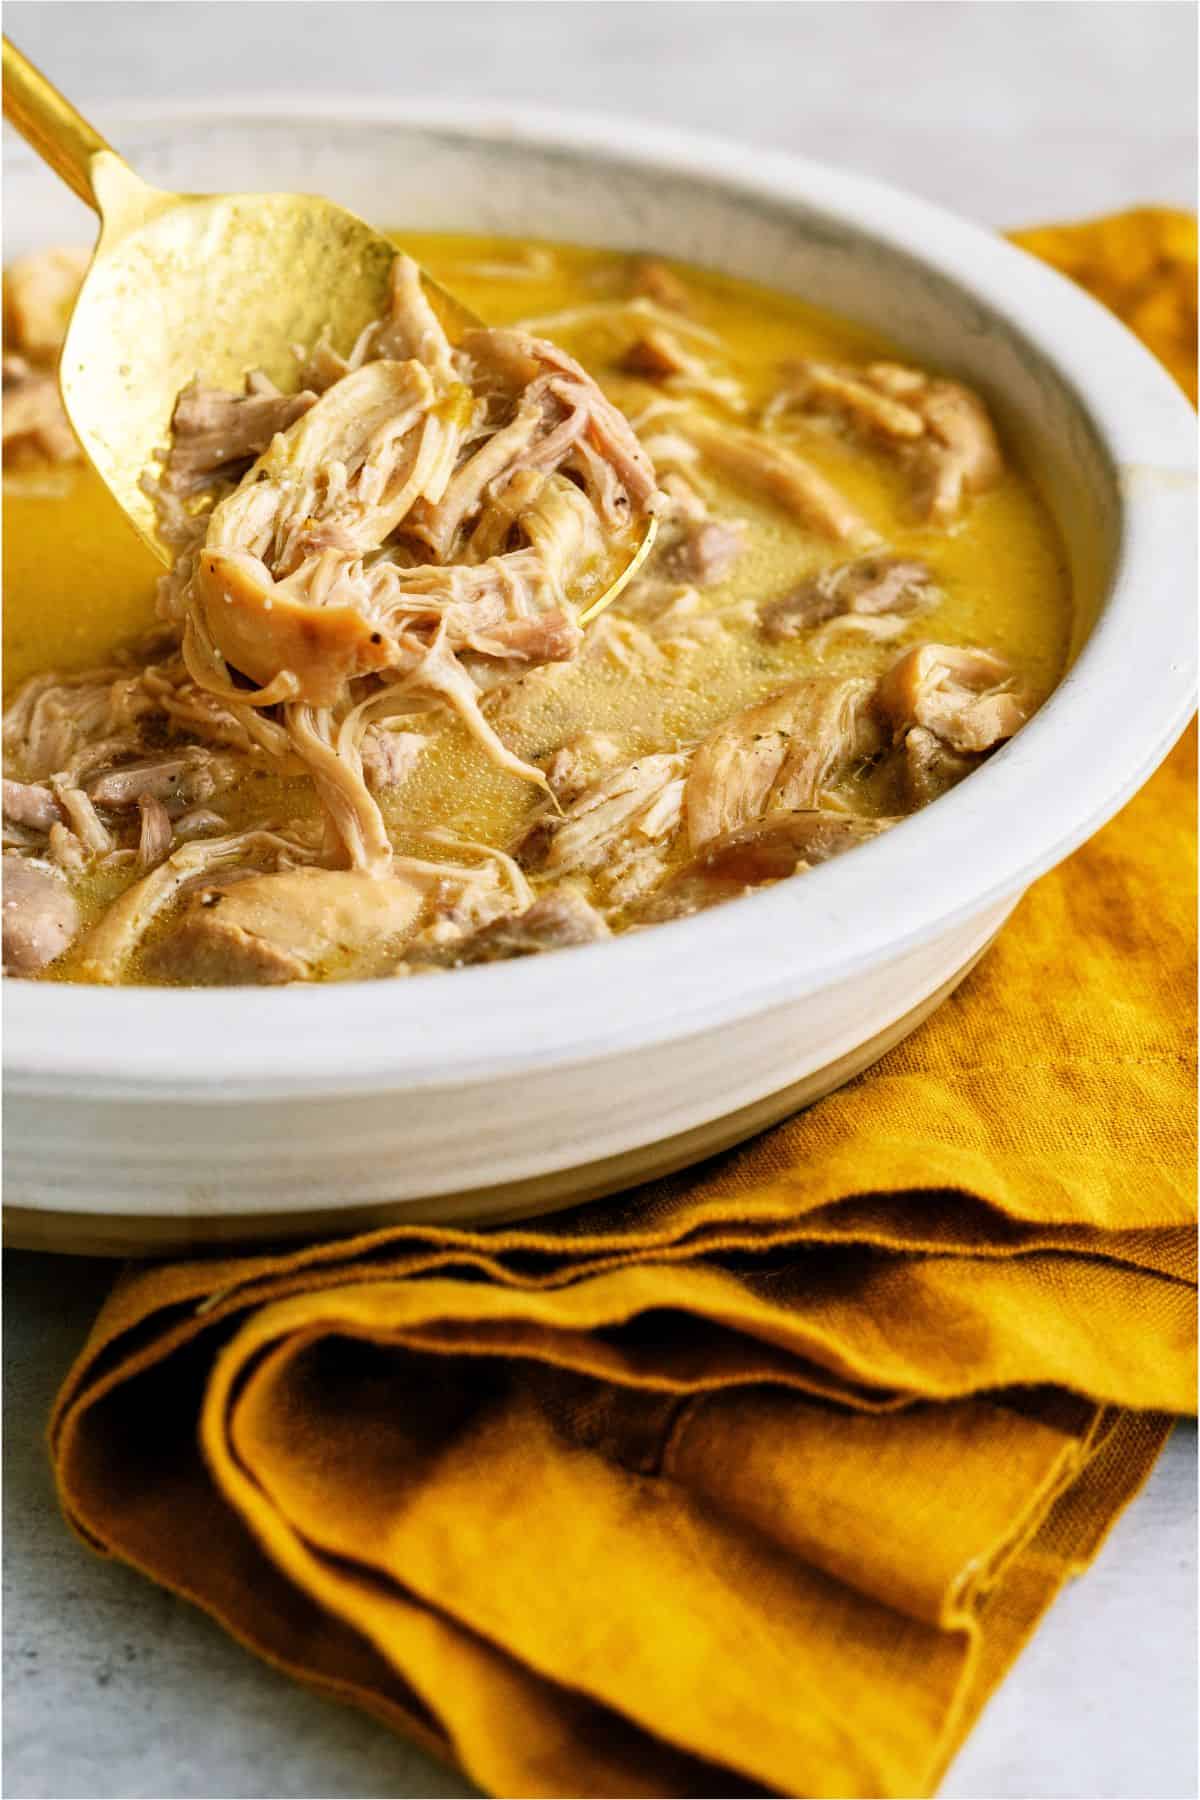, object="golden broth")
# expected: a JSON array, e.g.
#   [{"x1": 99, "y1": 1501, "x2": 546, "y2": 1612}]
[{"x1": 3, "y1": 233, "x2": 1071, "y2": 980}]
